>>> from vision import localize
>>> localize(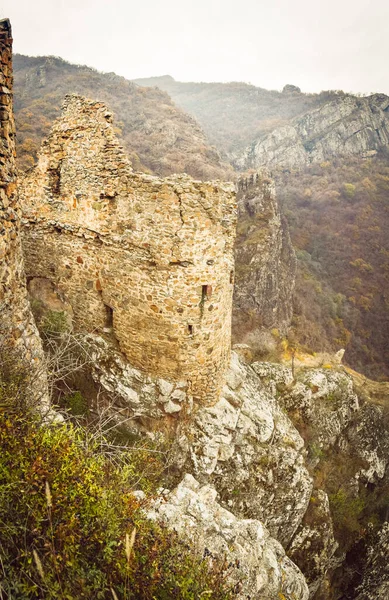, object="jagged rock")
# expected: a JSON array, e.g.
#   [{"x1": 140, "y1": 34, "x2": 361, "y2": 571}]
[
  {"x1": 86, "y1": 334, "x2": 191, "y2": 424},
  {"x1": 339, "y1": 402, "x2": 389, "y2": 484},
  {"x1": 235, "y1": 94, "x2": 389, "y2": 171},
  {"x1": 255, "y1": 362, "x2": 360, "y2": 455},
  {"x1": 287, "y1": 489, "x2": 340, "y2": 597},
  {"x1": 147, "y1": 474, "x2": 309, "y2": 600},
  {"x1": 233, "y1": 171, "x2": 296, "y2": 342},
  {"x1": 283, "y1": 84, "x2": 302, "y2": 94},
  {"x1": 355, "y1": 523, "x2": 389, "y2": 599},
  {"x1": 175, "y1": 352, "x2": 313, "y2": 546}
]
